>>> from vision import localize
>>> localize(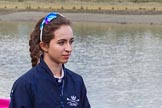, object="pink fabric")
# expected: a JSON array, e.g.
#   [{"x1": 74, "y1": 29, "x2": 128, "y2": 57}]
[{"x1": 0, "y1": 98, "x2": 10, "y2": 108}]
